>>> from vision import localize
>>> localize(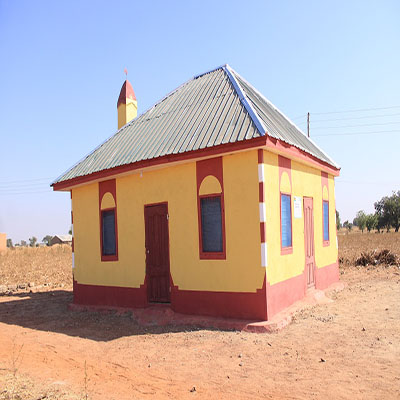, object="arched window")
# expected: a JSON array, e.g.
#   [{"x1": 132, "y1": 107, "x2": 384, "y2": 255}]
[{"x1": 99, "y1": 179, "x2": 118, "y2": 261}]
